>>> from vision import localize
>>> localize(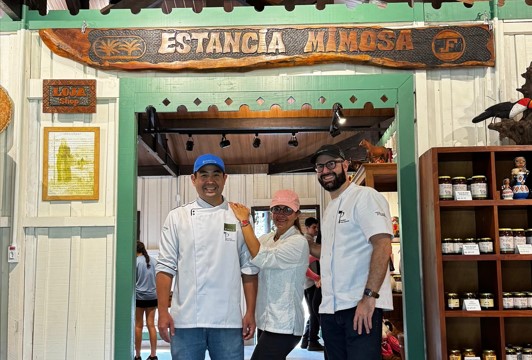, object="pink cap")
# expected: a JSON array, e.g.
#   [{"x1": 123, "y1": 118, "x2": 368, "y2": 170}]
[{"x1": 270, "y1": 190, "x2": 300, "y2": 212}]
